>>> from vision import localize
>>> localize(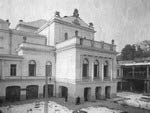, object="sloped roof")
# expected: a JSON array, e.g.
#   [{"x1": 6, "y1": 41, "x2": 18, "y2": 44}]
[
  {"x1": 18, "y1": 19, "x2": 47, "y2": 28},
  {"x1": 0, "y1": 19, "x2": 7, "y2": 23},
  {"x1": 24, "y1": 19, "x2": 47, "y2": 28}
]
